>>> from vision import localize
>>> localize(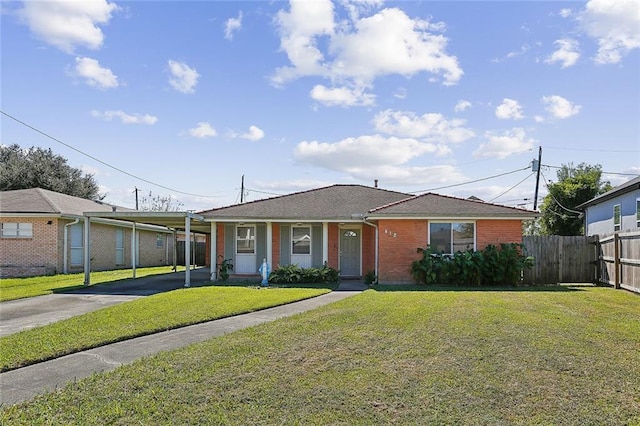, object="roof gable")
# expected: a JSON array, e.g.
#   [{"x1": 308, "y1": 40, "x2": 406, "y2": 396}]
[
  {"x1": 0, "y1": 188, "x2": 132, "y2": 216},
  {"x1": 369, "y1": 192, "x2": 538, "y2": 218},
  {"x1": 578, "y1": 176, "x2": 640, "y2": 209},
  {"x1": 200, "y1": 185, "x2": 410, "y2": 220}
]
